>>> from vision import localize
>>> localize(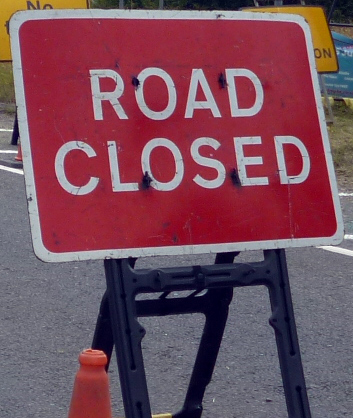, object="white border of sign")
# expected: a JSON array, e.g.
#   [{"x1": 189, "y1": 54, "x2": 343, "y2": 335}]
[{"x1": 10, "y1": 9, "x2": 344, "y2": 262}]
